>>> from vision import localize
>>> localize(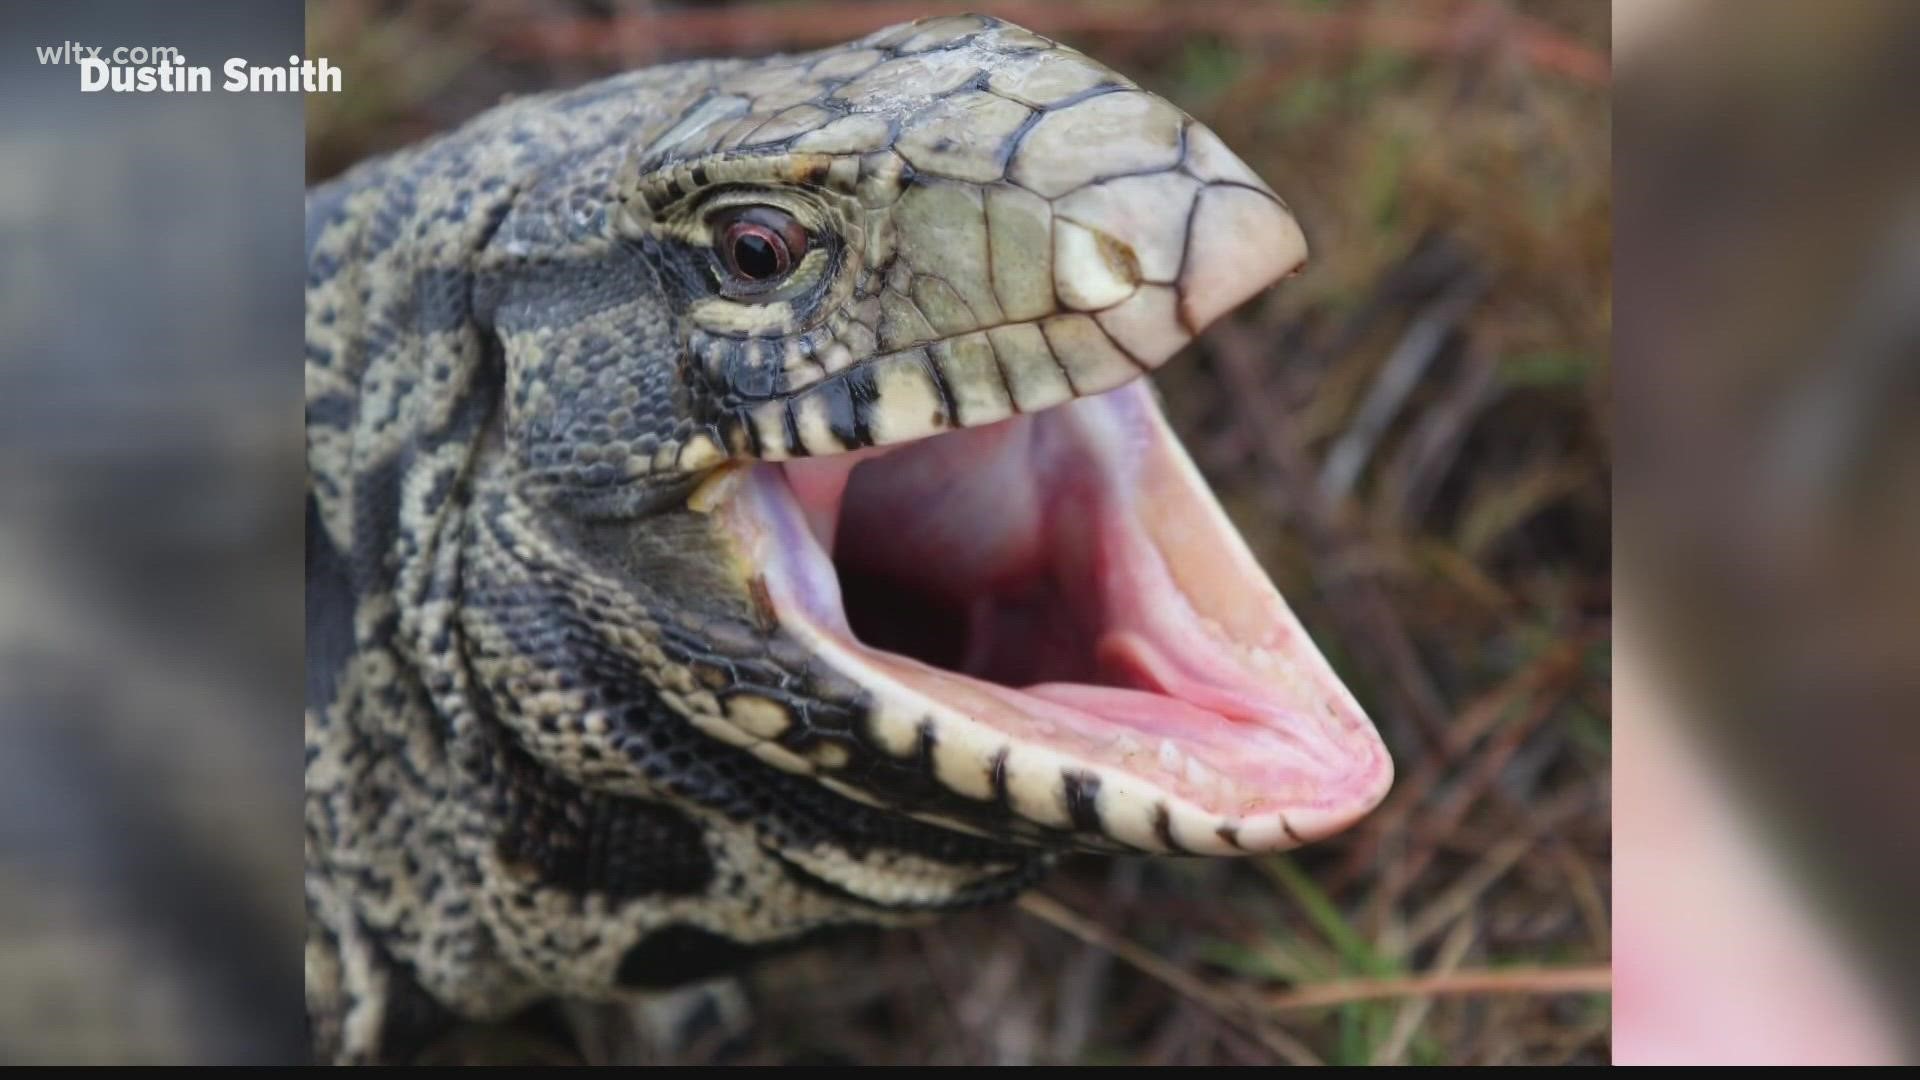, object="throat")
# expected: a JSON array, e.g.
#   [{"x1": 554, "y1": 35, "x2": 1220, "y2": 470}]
[
  {"x1": 837, "y1": 561, "x2": 971, "y2": 675},
  {"x1": 837, "y1": 544, "x2": 1108, "y2": 690},
  {"x1": 824, "y1": 411, "x2": 1122, "y2": 692}
]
